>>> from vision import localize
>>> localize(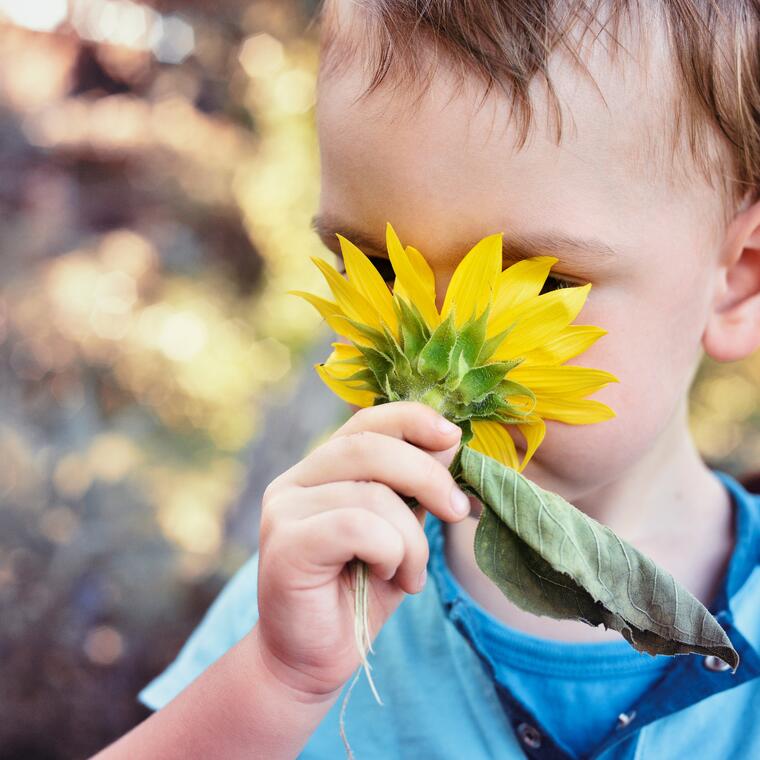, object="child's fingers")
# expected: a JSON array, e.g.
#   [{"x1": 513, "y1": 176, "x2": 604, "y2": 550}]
[
  {"x1": 273, "y1": 507, "x2": 407, "y2": 585},
  {"x1": 329, "y1": 401, "x2": 462, "y2": 455},
  {"x1": 280, "y1": 481, "x2": 429, "y2": 594},
  {"x1": 280, "y1": 431, "x2": 471, "y2": 523}
]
